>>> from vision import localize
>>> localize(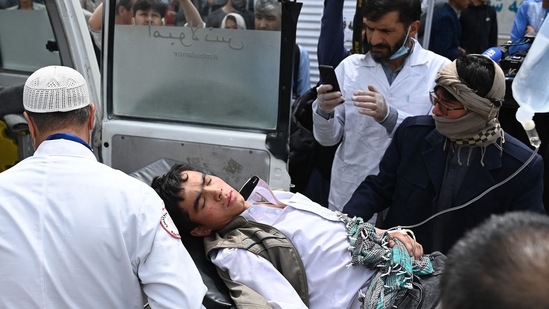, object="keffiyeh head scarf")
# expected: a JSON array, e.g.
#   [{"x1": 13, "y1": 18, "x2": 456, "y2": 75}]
[{"x1": 433, "y1": 55, "x2": 506, "y2": 165}]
